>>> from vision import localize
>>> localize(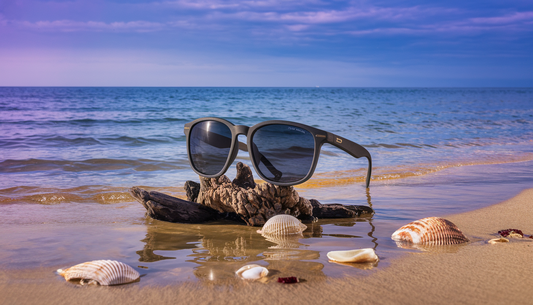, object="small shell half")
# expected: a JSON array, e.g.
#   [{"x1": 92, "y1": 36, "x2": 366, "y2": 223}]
[
  {"x1": 488, "y1": 237, "x2": 509, "y2": 244},
  {"x1": 235, "y1": 264, "x2": 269, "y2": 280},
  {"x1": 391, "y1": 217, "x2": 469, "y2": 245},
  {"x1": 327, "y1": 248, "x2": 379, "y2": 263},
  {"x1": 257, "y1": 214, "x2": 307, "y2": 236},
  {"x1": 57, "y1": 260, "x2": 140, "y2": 286}
]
